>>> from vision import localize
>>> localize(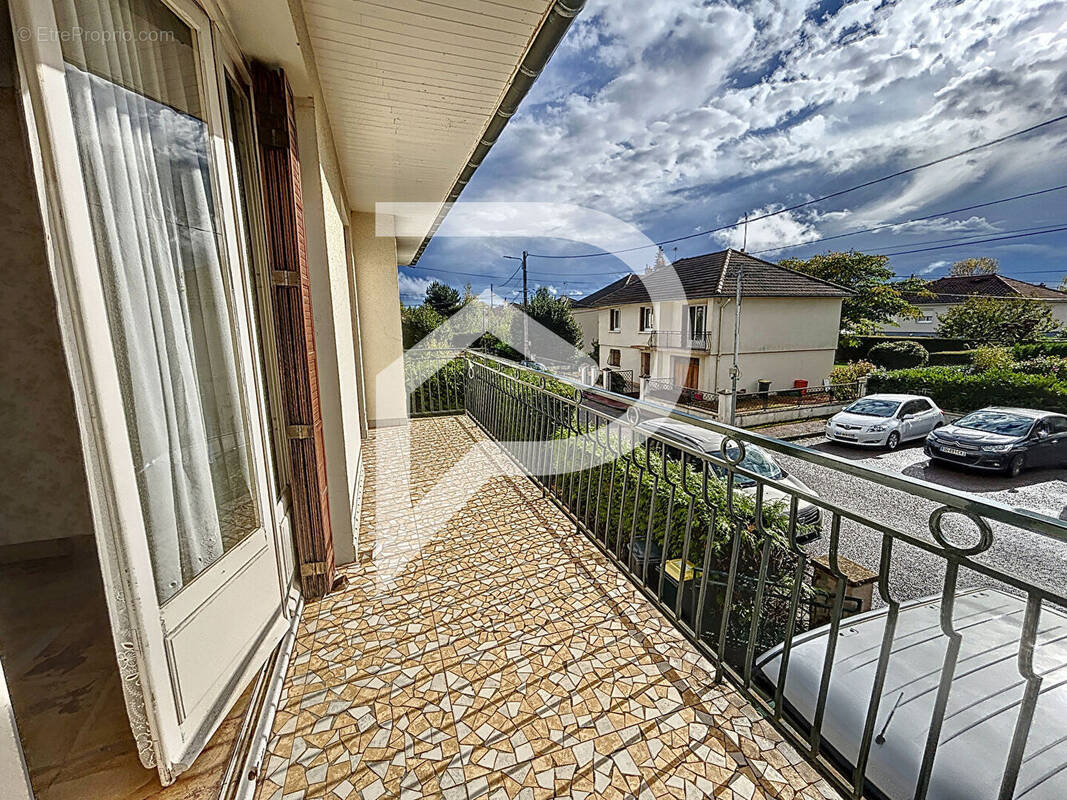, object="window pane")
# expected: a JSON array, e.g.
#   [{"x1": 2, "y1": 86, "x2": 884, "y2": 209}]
[{"x1": 56, "y1": 0, "x2": 258, "y2": 603}]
